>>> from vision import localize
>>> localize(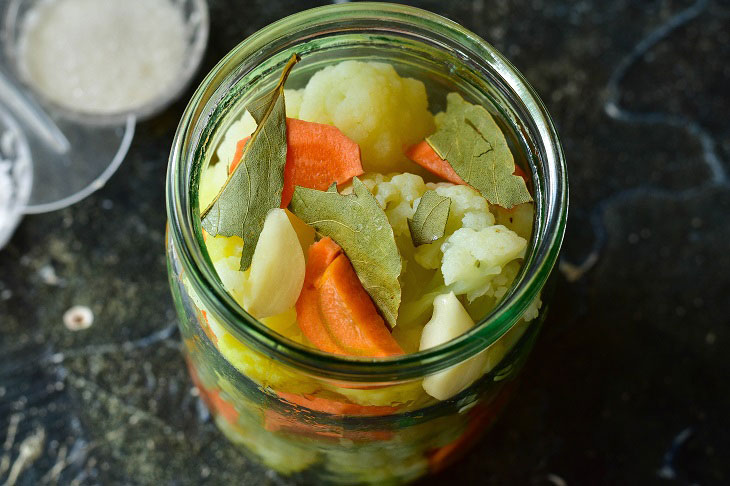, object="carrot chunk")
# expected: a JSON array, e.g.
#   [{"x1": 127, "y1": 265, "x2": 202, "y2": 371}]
[
  {"x1": 281, "y1": 118, "x2": 363, "y2": 207},
  {"x1": 187, "y1": 361, "x2": 239, "y2": 424},
  {"x1": 405, "y1": 140, "x2": 466, "y2": 185},
  {"x1": 295, "y1": 238, "x2": 403, "y2": 357},
  {"x1": 296, "y1": 237, "x2": 343, "y2": 354},
  {"x1": 229, "y1": 137, "x2": 248, "y2": 174},
  {"x1": 277, "y1": 390, "x2": 397, "y2": 416},
  {"x1": 316, "y1": 255, "x2": 403, "y2": 357},
  {"x1": 228, "y1": 118, "x2": 363, "y2": 207},
  {"x1": 264, "y1": 409, "x2": 393, "y2": 441}
]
